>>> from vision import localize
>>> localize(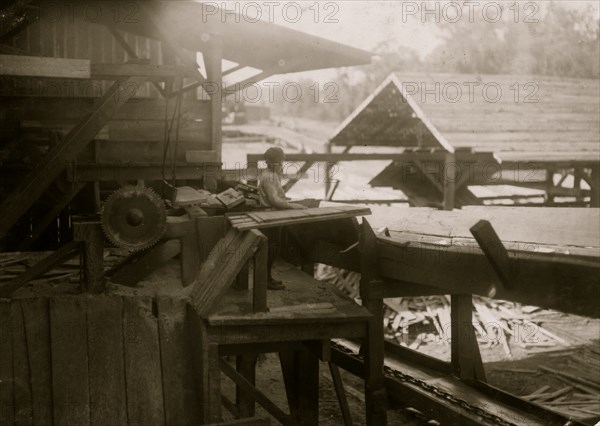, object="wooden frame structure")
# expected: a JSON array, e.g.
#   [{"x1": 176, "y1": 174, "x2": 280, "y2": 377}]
[
  {"x1": 330, "y1": 207, "x2": 599, "y2": 425},
  {"x1": 322, "y1": 73, "x2": 600, "y2": 209},
  {"x1": 0, "y1": 1, "x2": 371, "y2": 248}
]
